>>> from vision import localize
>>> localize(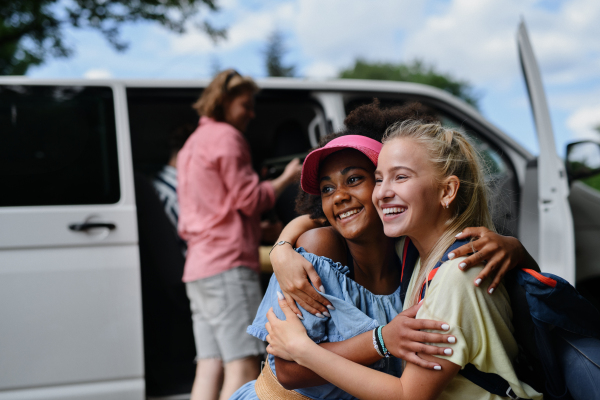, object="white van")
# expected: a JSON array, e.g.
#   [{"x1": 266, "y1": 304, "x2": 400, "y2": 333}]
[{"x1": 1, "y1": 22, "x2": 599, "y2": 400}]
